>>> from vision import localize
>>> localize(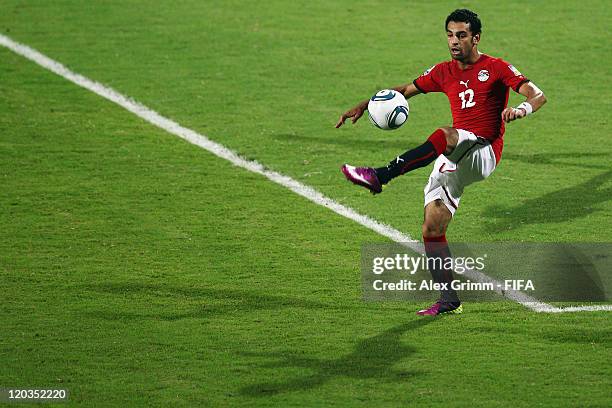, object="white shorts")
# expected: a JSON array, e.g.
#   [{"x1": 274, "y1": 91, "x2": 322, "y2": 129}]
[{"x1": 424, "y1": 129, "x2": 496, "y2": 216}]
